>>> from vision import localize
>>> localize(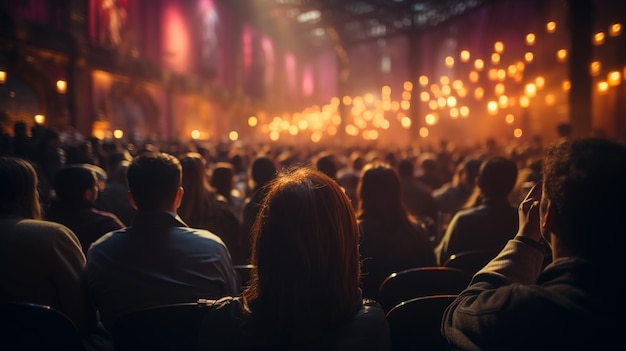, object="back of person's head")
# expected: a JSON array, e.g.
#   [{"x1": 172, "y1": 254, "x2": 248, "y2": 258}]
[
  {"x1": 477, "y1": 156, "x2": 518, "y2": 198},
  {"x1": 543, "y1": 138, "x2": 626, "y2": 261},
  {"x1": 357, "y1": 162, "x2": 404, "y2": 219},
  {"x1": 210, "y1": 162, "x2": 234, "y2": 198},
  {"x1": 556, "y1": 123, "x2": 572, "y2": 138},
  {"x1": 397, "y1": 159, "x2": 415, "y2": 179},
  {"x1": 315, "y1": 153, "x2": 338, "y2": 180},
  {"x1": 457, "y1": 158, "x2": 482, "y2": 187},
  {"x1": 179, "y1": 152, "x2": 209, "y2": 195},
  {"x1": 250, "y1": 156, "x2": 277, "y2": 189},
  {"x1": 54, "y1": 165, "x2": 97, "y2": 205},
  {"x1": 126, "y1": 152, "x2": 181, "y2": 211},
  {"x1": 244, "y1": 167, "x2": 361, "y2": 330},
  {"x1": 0, "y1": 156, "x2": 41, "y2": 219}
]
